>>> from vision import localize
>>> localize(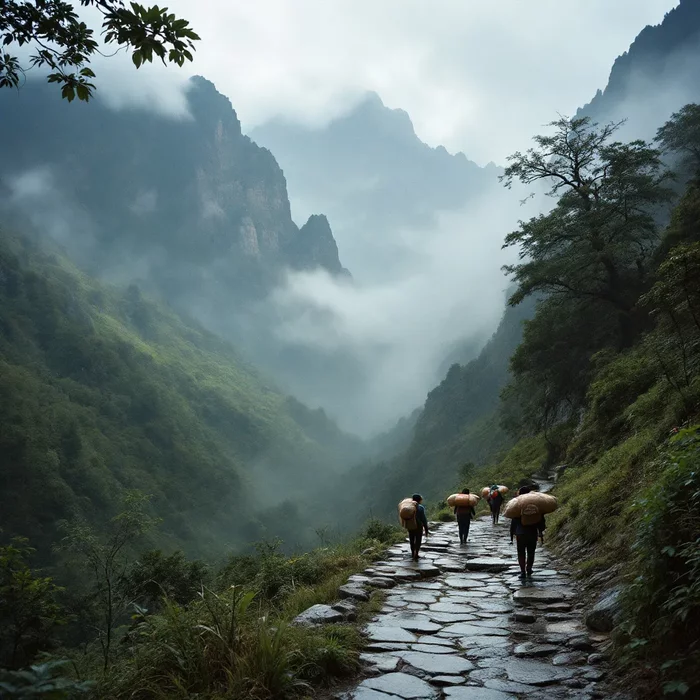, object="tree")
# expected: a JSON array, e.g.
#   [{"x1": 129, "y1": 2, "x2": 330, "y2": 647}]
[
  {"x1": 499, "y1": 296, "x2": 617, "y2": 447},
  {"x1": 501, "y1": 117, "x2": 673, "y2": 344},
  {"x1": 59, "y1": 492, "x2": 159, "y2": 671},
  {"x1": 0, "y1": 538, "x2": 66, "y2": 668},
  {"x1": 656, "y1": 103, "x2": 700, "y2": 175},
  {"x1": 0, "y1": 1, "x2": 199, "y2": 102}
]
